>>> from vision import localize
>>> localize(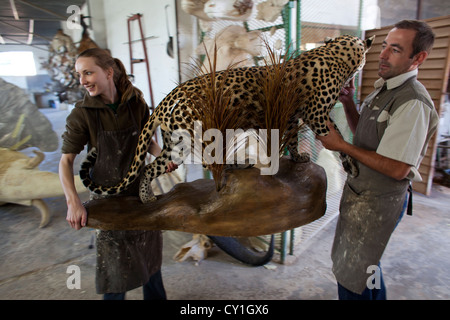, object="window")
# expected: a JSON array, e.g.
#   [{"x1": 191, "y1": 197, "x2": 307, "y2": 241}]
[{"x1": 0, "y1": 51, "x2": 37, "y2": 76}]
